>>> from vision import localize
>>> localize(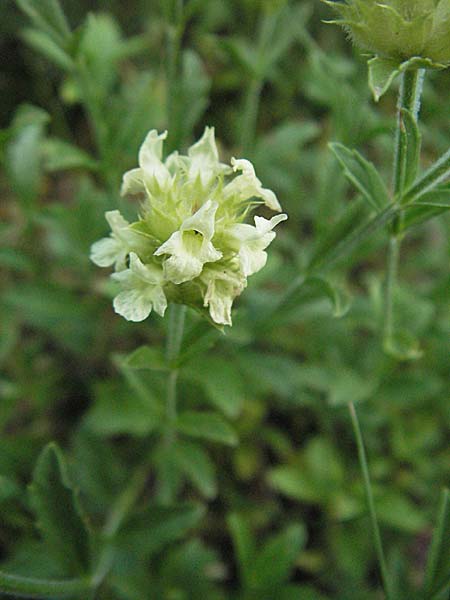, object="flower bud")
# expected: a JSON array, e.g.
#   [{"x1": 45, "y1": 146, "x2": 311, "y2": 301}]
[
  {"x1": 324, "y1": 0, "x2": 450, "y2": 65},
  {"x1": 90, "y1": 127, "x2": 287, "y2": 326}
]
